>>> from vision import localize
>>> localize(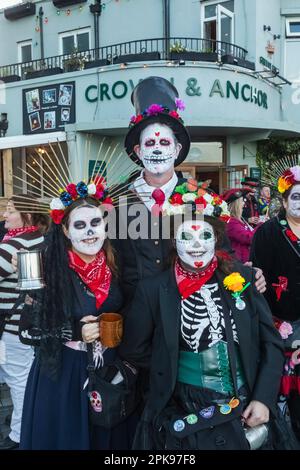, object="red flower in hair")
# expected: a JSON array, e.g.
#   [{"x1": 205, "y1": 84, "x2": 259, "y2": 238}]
[
  {"x1": 102, "y1": 197, "x2": 114, "y2": 211},
  {"x1": 170, "y1": 193, "x2": 183, "y2": 205},
  {"x1": 286, "y1": 229, "x2": 298, "y2": 242},
  {"x1": 66, "y1": 183, "x2": 77, "y2": 199},
  {"x1": 195, "y1": 196, "x2": 207, "y2": 208},
  {"x1": 93, "y1": 176, "x2": 106, "y2": 188},
  {"x1": 169, "y1": 110, "x2": 180, "y2": 119},
  {"x1": 50, "y1": 209, "x2": 65, "y2": 225}
]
